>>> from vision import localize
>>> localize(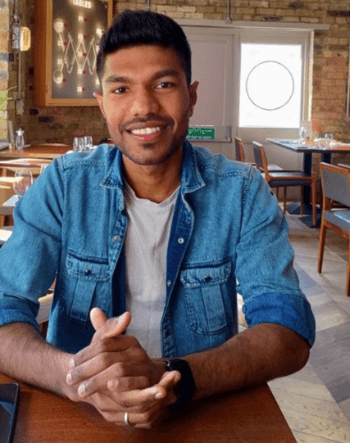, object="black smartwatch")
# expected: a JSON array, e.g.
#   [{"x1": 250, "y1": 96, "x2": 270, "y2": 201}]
[{"x1": 165, "y1": 359, "x2": 196, "y2": 413}]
